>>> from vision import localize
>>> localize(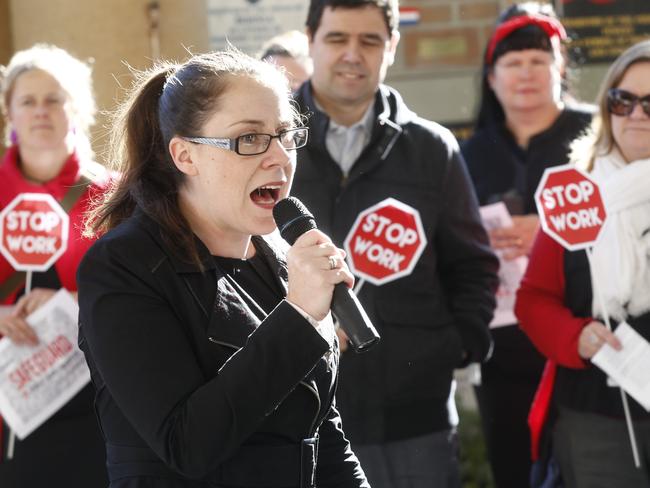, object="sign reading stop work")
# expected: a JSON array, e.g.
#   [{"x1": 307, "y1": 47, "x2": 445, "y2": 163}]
[
  {"x1": 0, "y1": 193, "x2": 69, "y2": 272},
  {"x1": 534, "y1": 165, "x2": 607, "y2": 251},
  {"x1": 344, "y1": 198, "x2": 427, "y2": 286}
]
